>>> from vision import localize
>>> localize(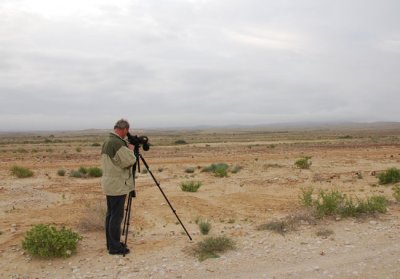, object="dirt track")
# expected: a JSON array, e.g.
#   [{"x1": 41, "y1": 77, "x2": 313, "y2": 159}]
[{"x1": 1, "y1": 128, "x2": 400, "y2": 278}]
